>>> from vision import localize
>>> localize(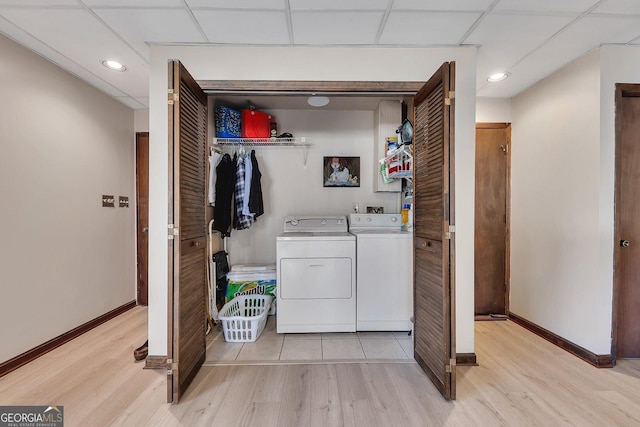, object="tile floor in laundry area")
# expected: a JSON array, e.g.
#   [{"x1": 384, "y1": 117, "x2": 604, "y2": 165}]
[{"x1": 206, "y1": 316, "x2": 414, "y2": 363}]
